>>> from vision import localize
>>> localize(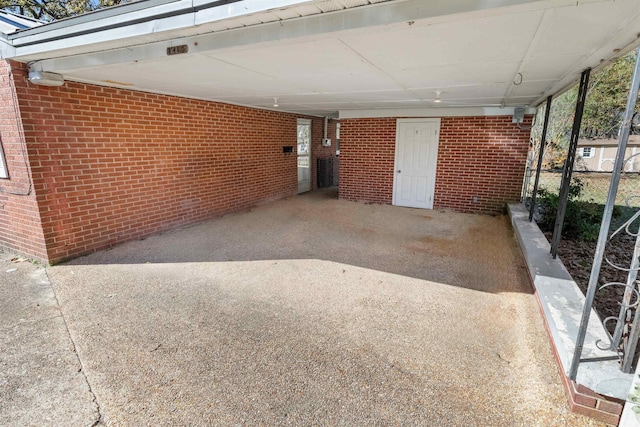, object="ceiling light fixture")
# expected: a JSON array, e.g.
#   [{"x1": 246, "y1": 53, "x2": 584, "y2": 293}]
[
  {"x1": 433, "y1": 91, "x2": 442, "y2": 103},
  {"x1": 273, "y1": 97, "x2": 279, "y2": 107}
]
